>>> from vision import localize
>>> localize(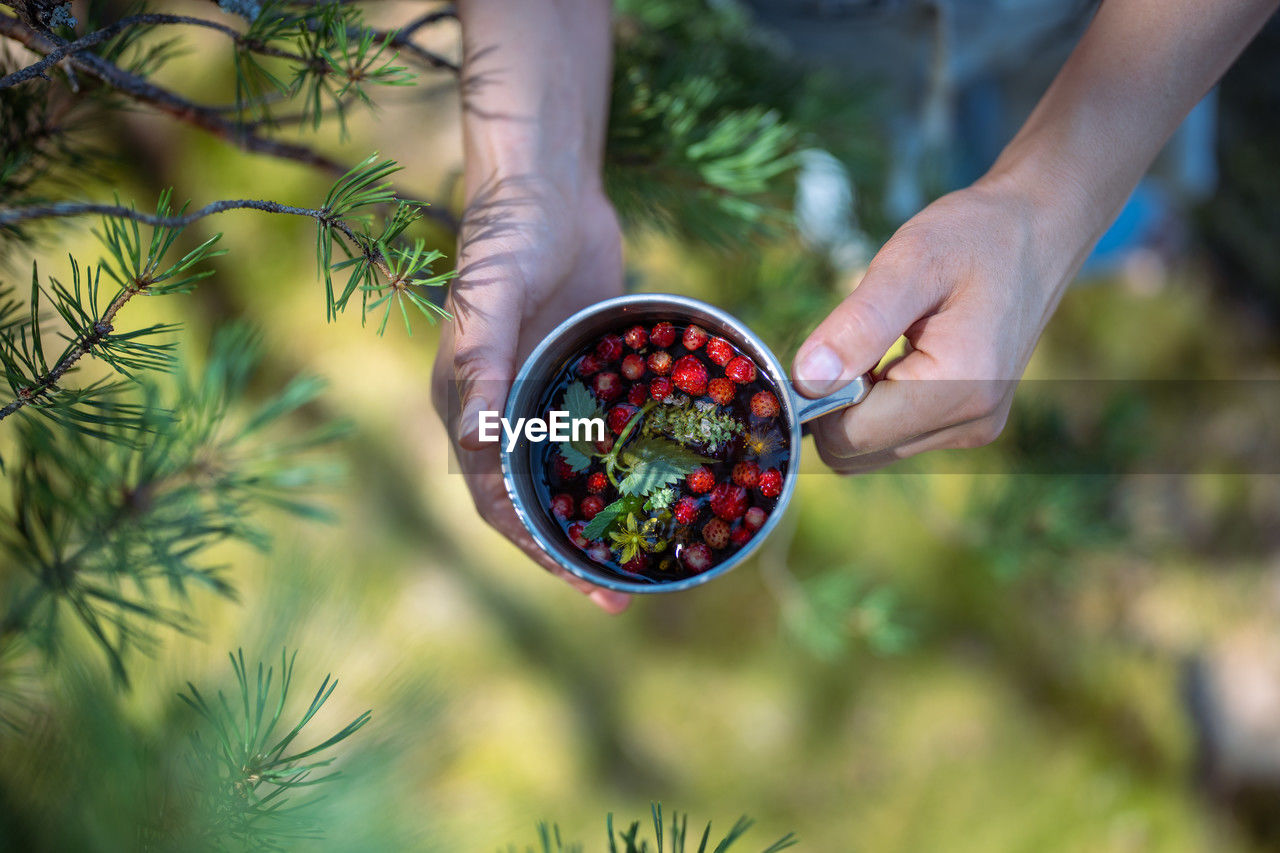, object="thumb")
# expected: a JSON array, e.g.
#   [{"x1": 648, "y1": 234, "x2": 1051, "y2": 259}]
[
  {"x1": 450, "y1": 295, "x2": 520, "y2": 452},
  {"x1": 792, "y1": 257, "x2": 942, "y2": 398}
]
